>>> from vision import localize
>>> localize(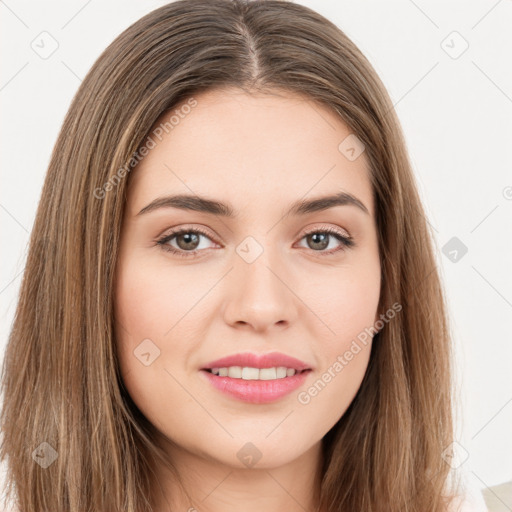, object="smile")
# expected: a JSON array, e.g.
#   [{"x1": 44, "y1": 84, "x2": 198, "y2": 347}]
[
  {"x1": 200, "y1": 367, "x2": 312, "y2": 404},
  {"x1": 207, "y1": 366, "x2": 302, "y2": 380}
]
